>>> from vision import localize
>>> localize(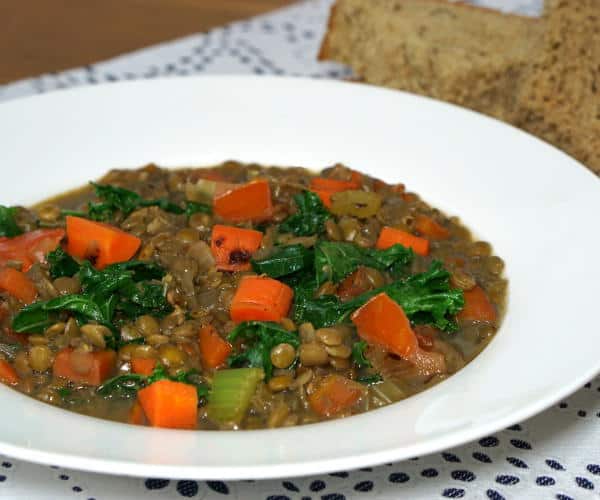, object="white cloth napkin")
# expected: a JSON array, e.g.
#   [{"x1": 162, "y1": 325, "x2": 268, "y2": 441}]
[{"x1": 1, "y1": 0, "x2": 598, "y2": 499}]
